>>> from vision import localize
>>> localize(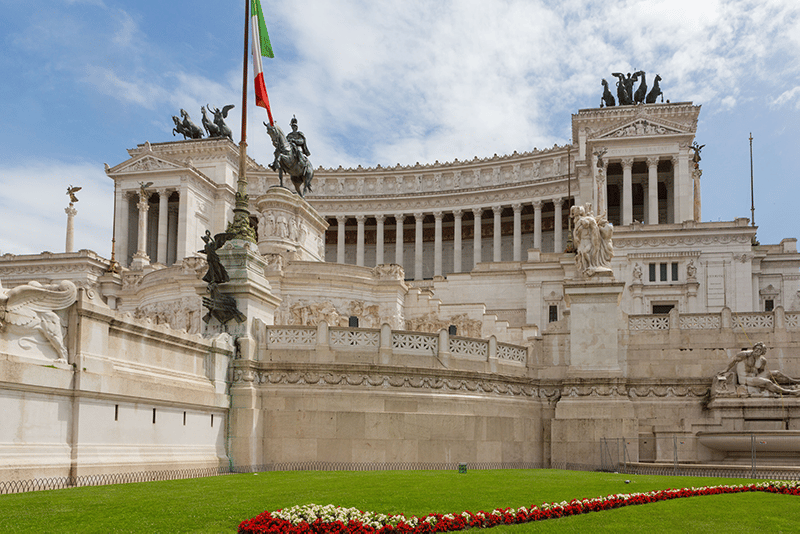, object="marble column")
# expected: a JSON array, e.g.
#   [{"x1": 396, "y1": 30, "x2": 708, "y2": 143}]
[
  {"x1": 647, "y1": 157, "x2": 659, "y2": 225},
  {"x1": 472, "y1": 208, "x2": 482, "y2": 267},
  {"x1": 493, "y1": 206, "x2": 502, "y2": 262},
  {"x1": 596, "y1": 162, "x2": 607, "y2": 216},
  {"x1": 670, "y1": 157, "x2": 680, "y2": 223},
  {"x1": 167, "y1": 205, "x2": 178, "y2": 265},
  {"x1": 114, "y1": 188, "x2": 129, "y2": 267},
  {"x1": 131, "y1": 193, "x2": 151, "y2": 269},
  {"x1": 356, "y1": 215, "x2": 366, "y2": 266},
  {"x1": 553, "y1": 198, "x2": 563, "y2": 253},
  {"x1": 414, "y1": 213, "x2": 424, "y2": 280},
  {"x1": 512, "y1": 203, "x2": 522, "y2": 261},
  {"x1": 622, "y1": 157, "x2": 634, "y2": 226},
  {"x1": 336, "y1": 215, "x2": 346, "y2": 264},
  {"x1": 395, "y1": 214, "x2": 404, "y2": 268},
  {"x1": 533, "y1": 200, "x2": 543, "y2": 250},
  {"x1": 693, "y1": 168, "x2": 702, "y2": 222},
  {"x1": 65, "y1": 205, "x2": 77, "y2": 253},
  {"x1": 453, "y1": 209, "x2": 462, "y2": 273},
  {"x1": 433, "y1": 211, "x2": 443, "y2": 277},
  {"x1": 375, "y1": 214, "x2": 385, "y2": 266},
  {"x1": 157, "y1": 189, "x2": 170, "y2": 264},
  {"x1": 176, "y1": 182, "x2": 188, "y2": 262}
]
